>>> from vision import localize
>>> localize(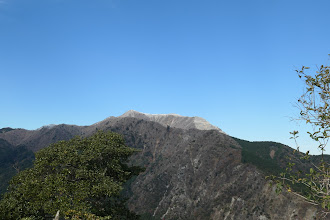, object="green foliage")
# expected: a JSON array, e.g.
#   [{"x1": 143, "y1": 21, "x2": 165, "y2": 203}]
[
  {"x1": 234, "y1": 138, "x2": 284, "y2": 175},
  {"x1": 0, "y1": 131, "x2": 142, "y2": 219},
  {"x1": 0, "y1": 140, "x2": 34, "y2": 196},
  {"x1": 269, "y1": 61, "x2": 330, "y2": 216}
]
